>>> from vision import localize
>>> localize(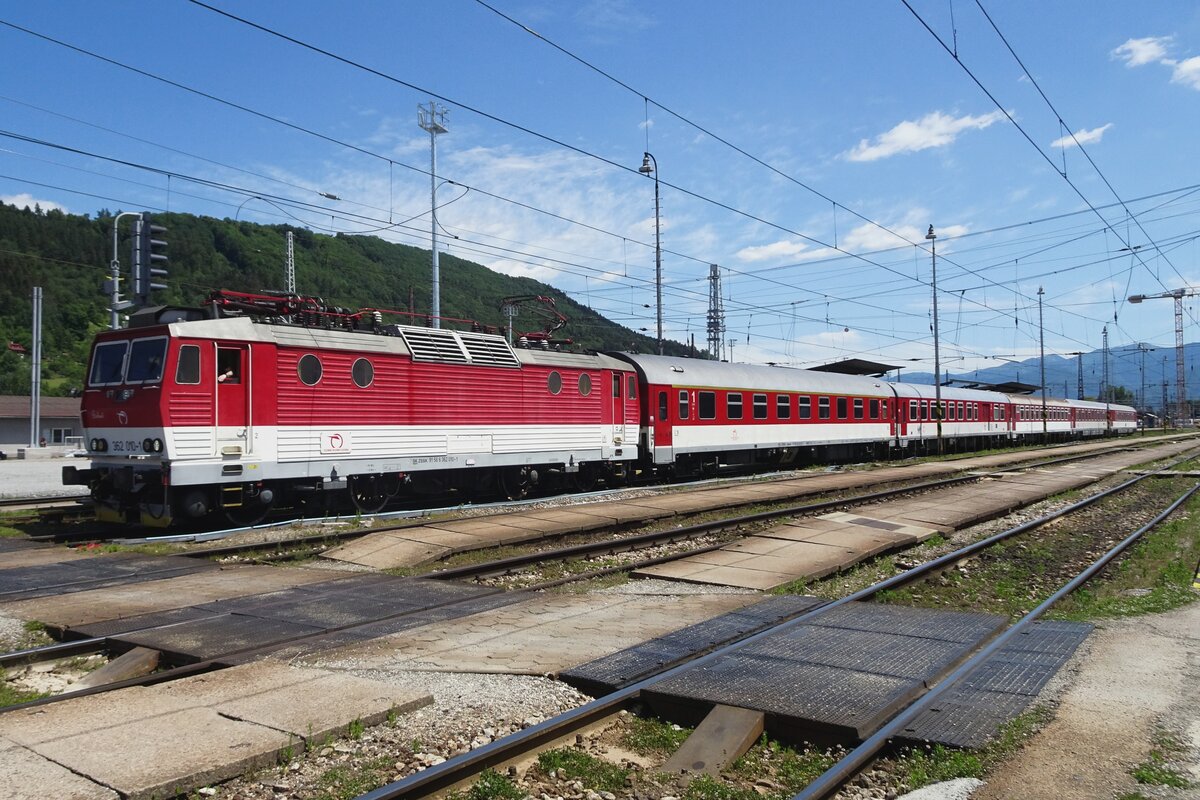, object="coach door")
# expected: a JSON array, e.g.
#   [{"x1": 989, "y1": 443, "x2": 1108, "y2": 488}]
[{"x1": 215, "y1": 344, "x2": 251, "y2": 455}]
